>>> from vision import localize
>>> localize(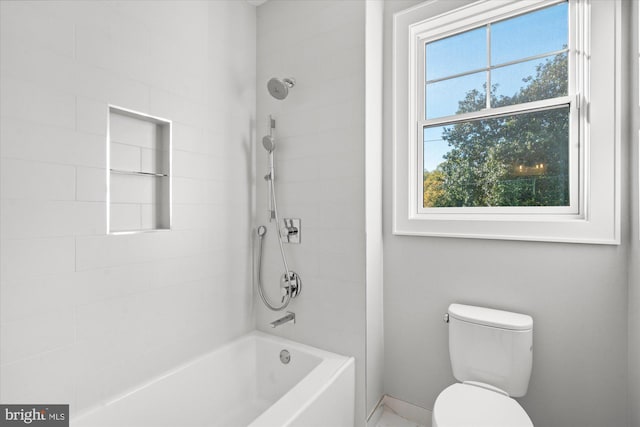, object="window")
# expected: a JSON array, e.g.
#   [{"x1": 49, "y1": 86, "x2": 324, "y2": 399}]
[
  {"x1": 392, "y1": 0, "x2": 621, "y2": 244},
  {"x1": 420, "y1": 3, "x2": 575, "y2": 212}
]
